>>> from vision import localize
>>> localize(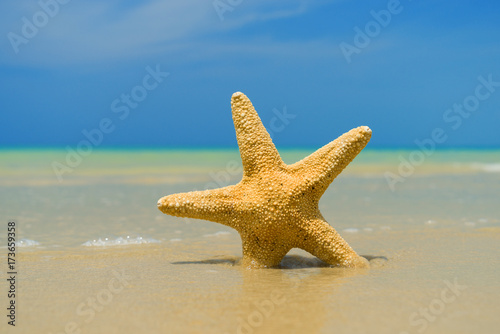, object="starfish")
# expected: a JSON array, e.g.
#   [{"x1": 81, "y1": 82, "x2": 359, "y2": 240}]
[{"x1": 158, "y1": 92, "x2": 372, "y2": 269}]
